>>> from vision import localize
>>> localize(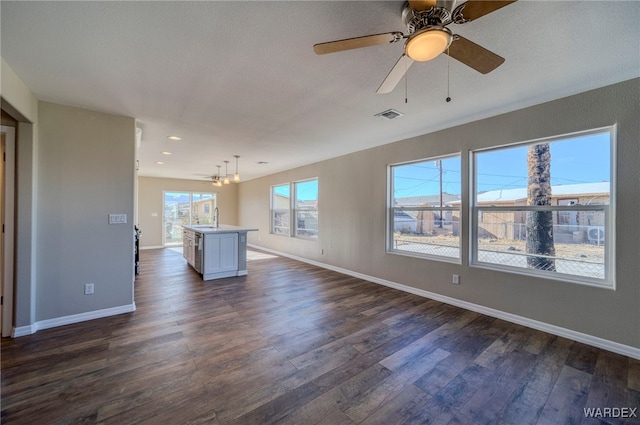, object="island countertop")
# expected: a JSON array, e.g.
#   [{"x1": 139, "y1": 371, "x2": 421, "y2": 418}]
[{"x1": 183, "y1": 224, "x2": 258, "y2": 234}]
